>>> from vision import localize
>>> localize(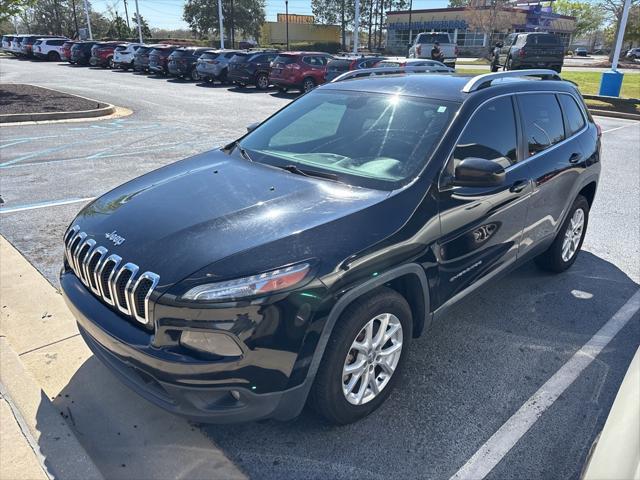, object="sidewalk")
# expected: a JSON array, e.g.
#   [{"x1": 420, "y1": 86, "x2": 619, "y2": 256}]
[{"x1": 0, "y1": 236, "x2": 246, "y2": 480}]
